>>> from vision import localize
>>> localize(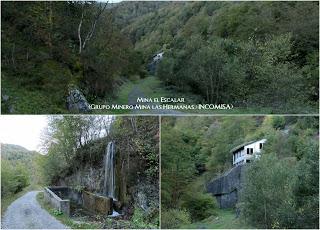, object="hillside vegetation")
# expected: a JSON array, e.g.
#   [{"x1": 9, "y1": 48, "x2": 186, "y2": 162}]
[
  {"x1": 1, "y1": 1, "x2": 318, "y2": 113},
  {"x1": 116, "y1": 1, "x2": 319, "y2": 113},
  {"x1": 1, "y1": 1, "x2": 145, "y2": 114},
  {"x1": 161, "y1": 116, "x2": 319, "y2": 228},
  {"x1": 1, "y1": 144, "x2": 42, "y2": 213}
]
